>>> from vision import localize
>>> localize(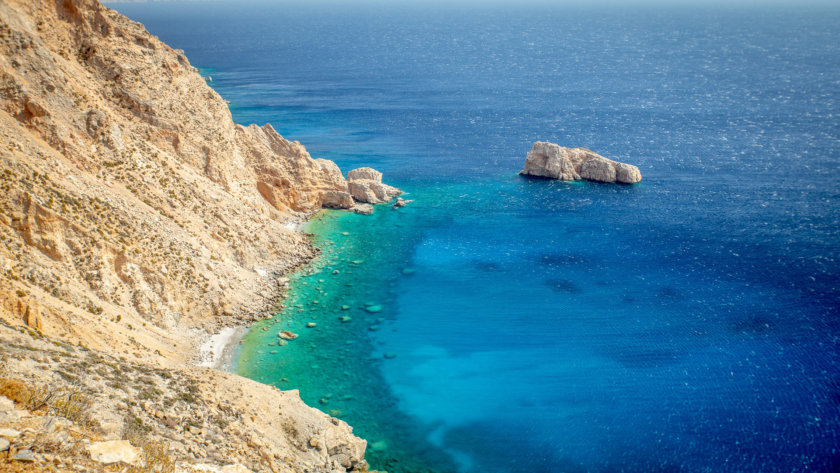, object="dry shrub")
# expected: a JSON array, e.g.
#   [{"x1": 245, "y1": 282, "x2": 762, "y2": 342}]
[
  {"x1": 50, "y1": 387, "x2": 95, "y2": 428},
  {"x1": 129, "y1": 440, "x2": 175, "y2": 473},
  {"x1": 0, "y1": 377, "x2": 96, "y2": 428},
  {"x1": 0, "y1": 377, "x2": 52, "y2": 411}
]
